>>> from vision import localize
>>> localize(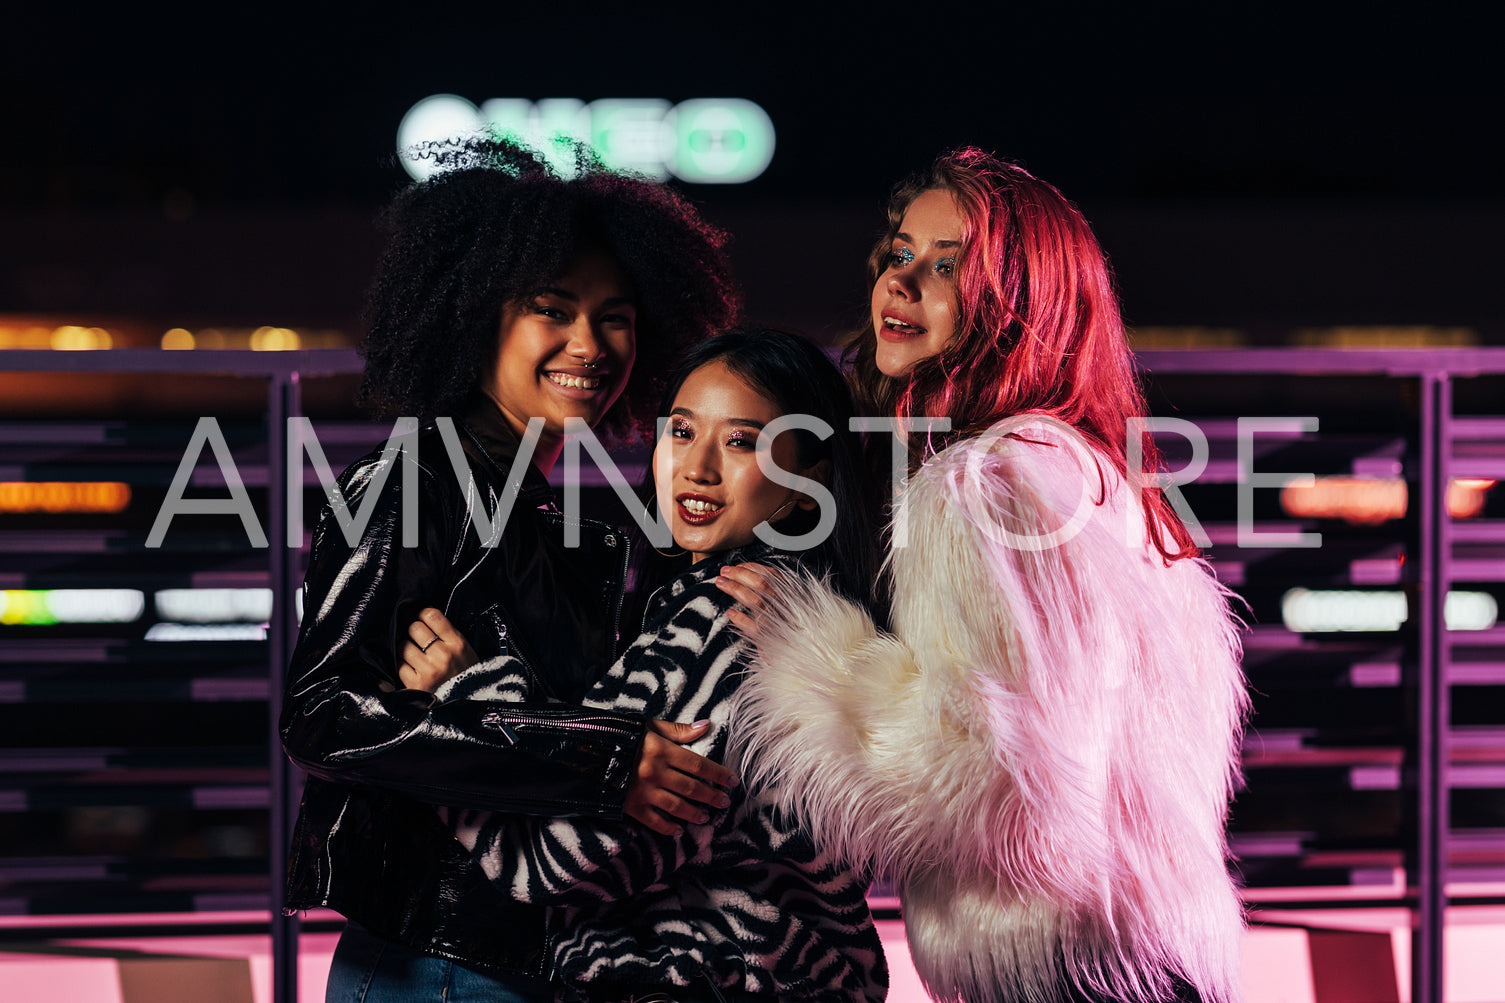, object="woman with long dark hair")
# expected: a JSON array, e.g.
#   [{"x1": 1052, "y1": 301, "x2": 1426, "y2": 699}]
[{"x1": 404, "y1": 330, "x2": 887, "y2": 1003}]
